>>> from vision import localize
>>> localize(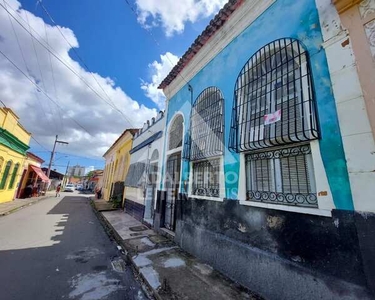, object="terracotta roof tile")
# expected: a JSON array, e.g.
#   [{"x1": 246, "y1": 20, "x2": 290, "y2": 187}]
[{"x1": 158, "y1": 0, "x2": 243, "y2": 90}]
